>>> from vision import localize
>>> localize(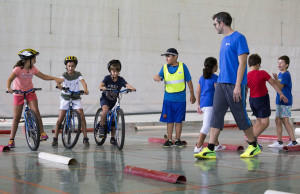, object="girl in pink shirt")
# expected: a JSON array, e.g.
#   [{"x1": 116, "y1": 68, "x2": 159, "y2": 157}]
[{"x1": 6, "y1": 48, "x2": 62, "y2": 148}]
